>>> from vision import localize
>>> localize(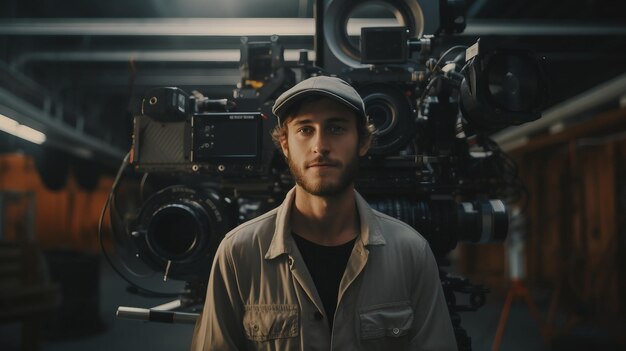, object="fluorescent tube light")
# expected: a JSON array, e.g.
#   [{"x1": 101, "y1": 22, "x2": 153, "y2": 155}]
[{"x1": 0, "y1": 113, "x2": 47, "y2": 144}]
